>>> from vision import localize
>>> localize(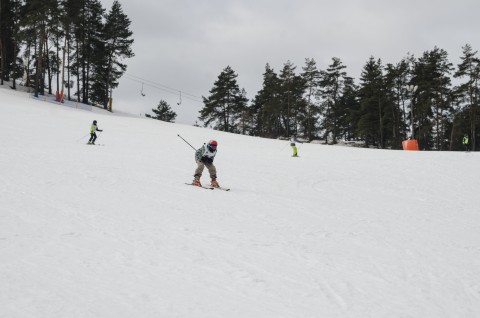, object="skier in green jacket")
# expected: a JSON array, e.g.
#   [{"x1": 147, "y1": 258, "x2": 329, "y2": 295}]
[
  {"x1": 88, "y1": 120, "x2": 103, "y2": 145},
  {"x1": 462, "y1": 134, "x2": 470, "y2": 152},
  {"x1": 290, "y1": 135, "x2": 303, "y2": 157}
]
